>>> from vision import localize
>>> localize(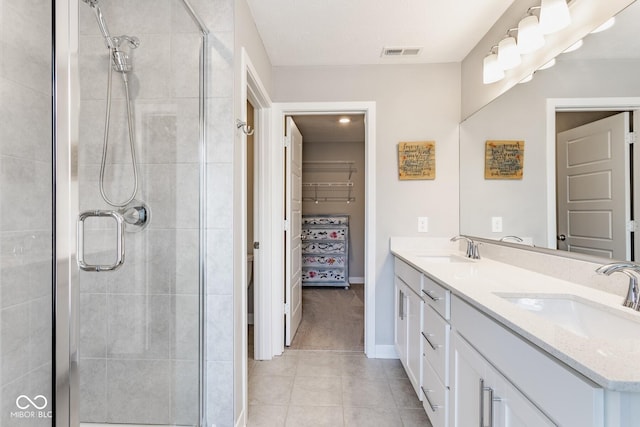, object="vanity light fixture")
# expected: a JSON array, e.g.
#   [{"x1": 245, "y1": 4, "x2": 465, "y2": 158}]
[
  {"x1": 483, "y1": 46, "x2": 505, "y2": 84},
  {"x1": 539, "y1": 0, "x2": 571, "y2": 35},
  {"x1": 498, "y1": 31, "x2": 521, "y2": 70},
  {"x1": 339, "y1": 117, "x2": 351, "y2": 124},
  {"x1": 562, "y1": 39, "x2": 583, "y2": 53},
  {"x1": 591, "y1": 17, "x2": 615, "y2": 34},
  {"x1": 517, "y1": 14, "x2": 545, "y2": 54}
]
